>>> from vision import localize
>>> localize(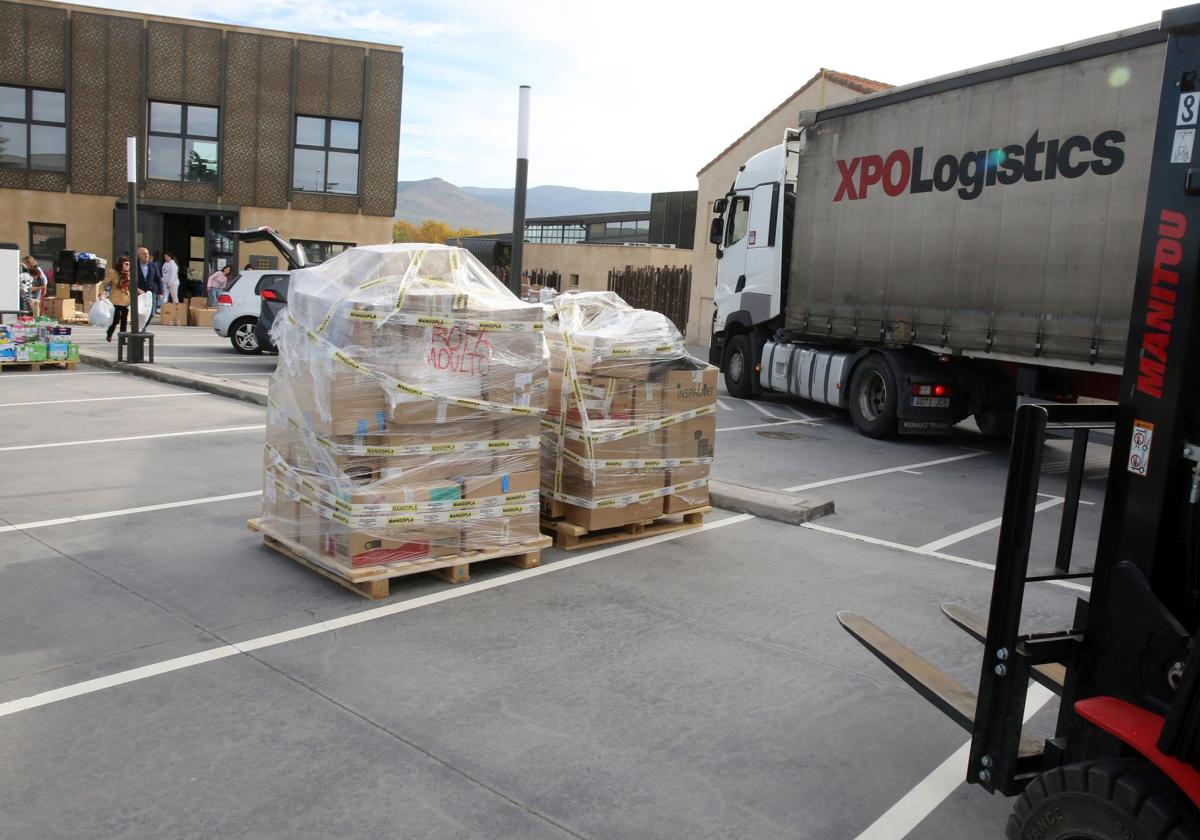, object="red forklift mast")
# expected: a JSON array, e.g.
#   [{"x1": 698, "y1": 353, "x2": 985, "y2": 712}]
[{"x1": 839, "y1": 5, "x2": 1200, "y2": 837}]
